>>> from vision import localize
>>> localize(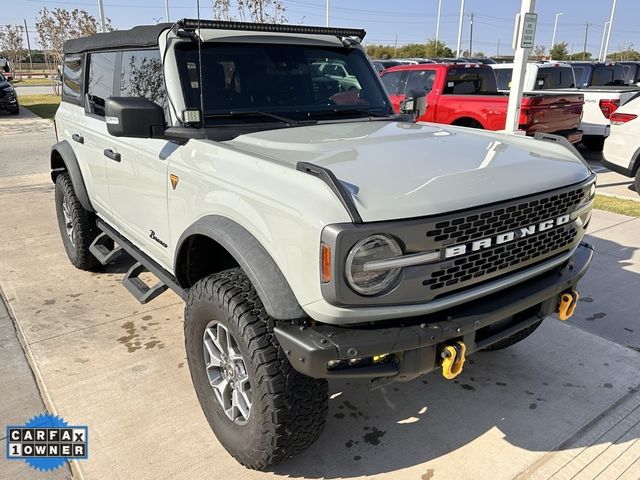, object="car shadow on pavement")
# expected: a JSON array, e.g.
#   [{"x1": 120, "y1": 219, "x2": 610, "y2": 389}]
[{"x1": 271, "y1": 236, "x2": 640, "y2": 478}]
